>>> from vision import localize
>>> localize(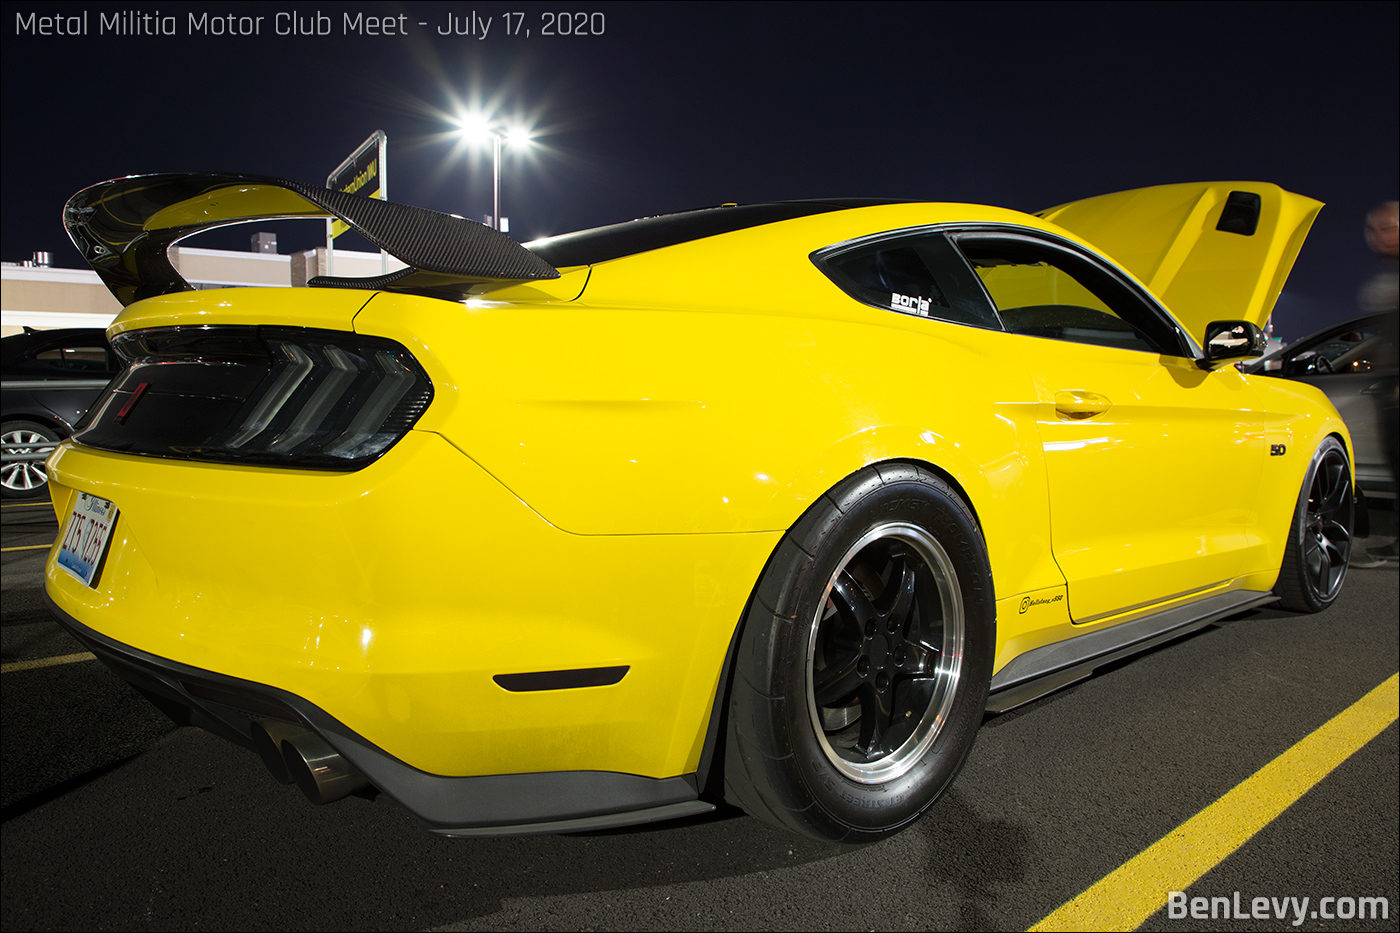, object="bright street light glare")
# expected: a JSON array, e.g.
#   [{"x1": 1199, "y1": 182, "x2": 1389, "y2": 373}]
[
  {"x1": 446, "y1": 107, "x2": 538, "y2": 233},
  {"x1": 455, "y1": 114, "x2": 492, "y2": 142}
]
